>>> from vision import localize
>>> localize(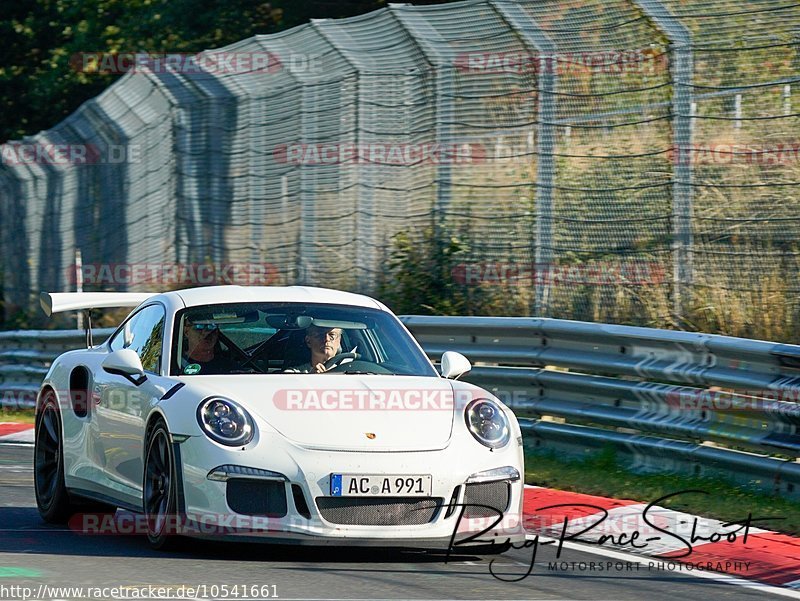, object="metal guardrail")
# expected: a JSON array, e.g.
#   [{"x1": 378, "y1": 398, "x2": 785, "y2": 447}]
[
  {"x1": 399, "y1": 316, "x2": 800, "y2": 499},
  {"x1": 0, "y1": 328, "x2": 114, "y2": 408},
  {"x1": 2, "y1": 320, "x2": 799, "y2": 498}
]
